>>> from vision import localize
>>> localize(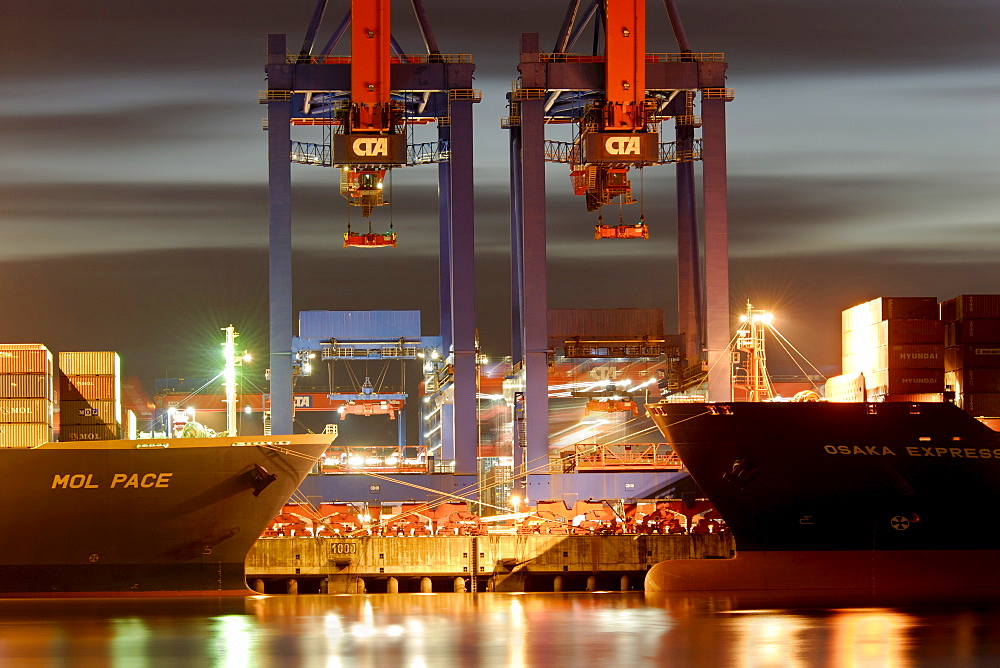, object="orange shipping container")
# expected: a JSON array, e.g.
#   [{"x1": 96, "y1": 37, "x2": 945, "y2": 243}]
[
  {"x1": 870, "y1": 393, "x2": 943, "y2": 403},
  {"x1": 960, "y1": 392, "x2": 1000, "y2": 417},
  {"x1": 944, "y1": 344, "x2": 1000, "y2": 370},
  {"x1": 941, "y1": 294, "x2": 1000, "y2": 322},
  {"x1": 59, "y1": 374, "x2": 120, "y2": 401},
  {"x1": 843, "y1": 345, "x2": 944, "y2": 374},
  {"x1": 842, "y1": 297, "x2": 938, "y2": 331},
  {"x1": 0, "y1": 374, "x2": 53, "y2": 399},
  {"x1": 0, "y1": 422, "x2": 52, "y2": 448},
  {"x1": 59, "y1": 424, "x2": 120, "y2": 441},
  {"x1": 945, "y1": 369, "x2": 1000, "y2": 394},
  {"x1": 944, "y1": 319, "x2": 1000, "y2": 346},
  {"x1": 59, "y1": 400, "x2": 121, "y2": 426},
  {"x1": 58, "y1": 351, "x2": 120, "y2": 376},
  {"x1": 884, "y1": 344, "x2": 945, "y2": 369},
  {"x1": 0, "y1": 398, "x2": 53, "y2": 424},
  {"x1": 865, "y1": 368, "x2": 944, "y2": 396},
  {"x1": 843, "y1": 320, "x2": 943, "y2": 350},
  {"x1": 0, "y1": 345, "x2": 53, "y2": 375}
]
